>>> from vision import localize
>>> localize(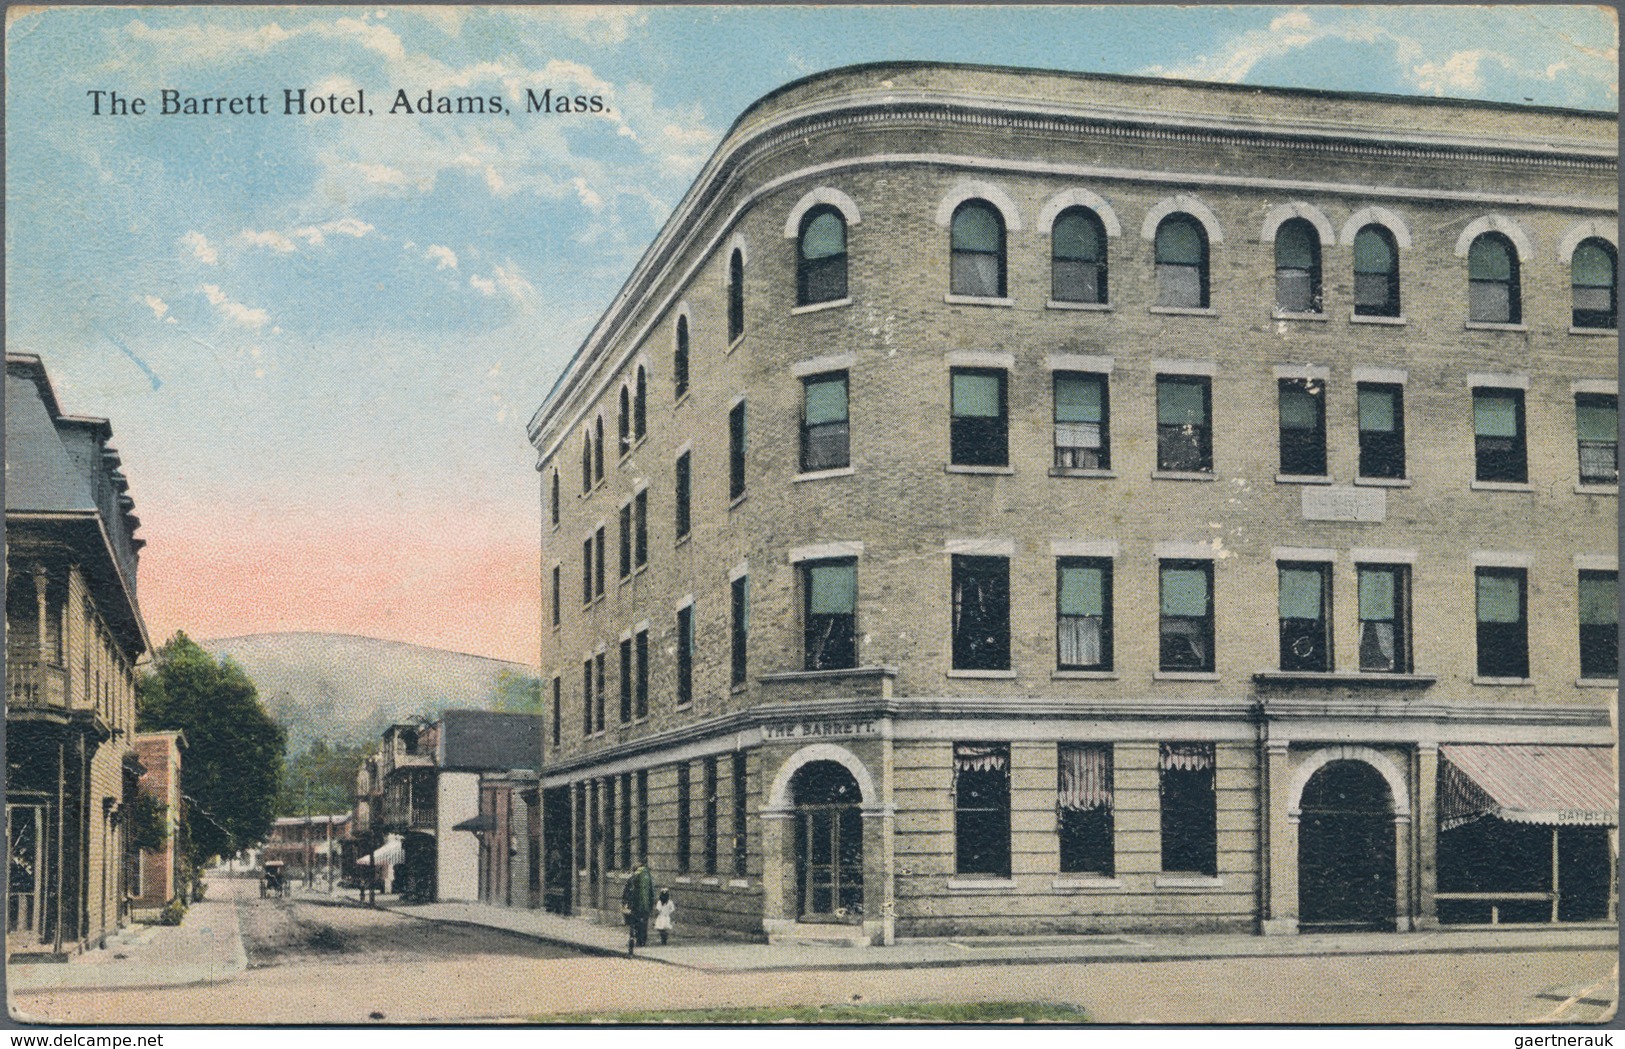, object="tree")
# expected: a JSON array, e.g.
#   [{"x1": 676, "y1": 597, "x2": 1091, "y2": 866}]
[
  {"x1": 138, "y1": 632, "x2": 285, "y2": 865},
  {"x1": 276, "y1": 739, "x2": 371, "y2": 817}
]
